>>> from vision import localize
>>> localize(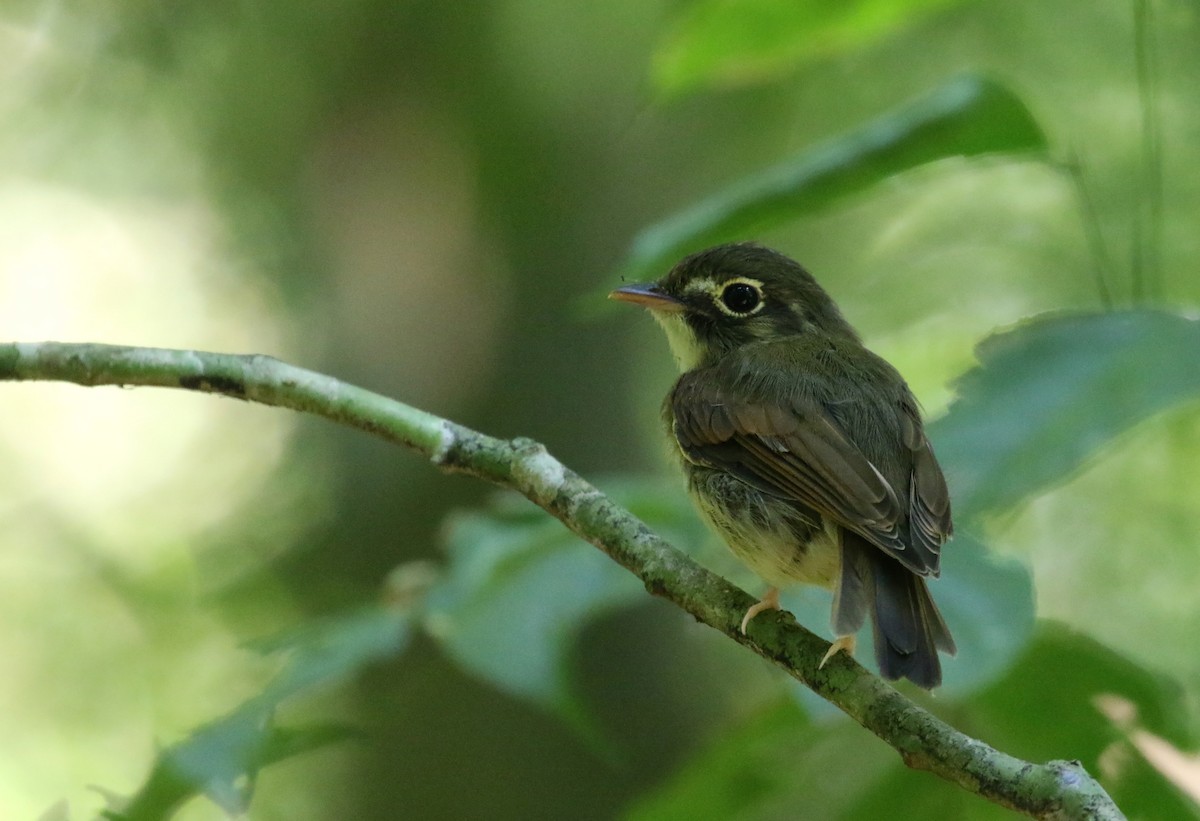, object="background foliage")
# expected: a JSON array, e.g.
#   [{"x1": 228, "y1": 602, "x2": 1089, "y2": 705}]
[{"x1": 2, "y1": 0, "x2": 1199, "y2": 818}]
